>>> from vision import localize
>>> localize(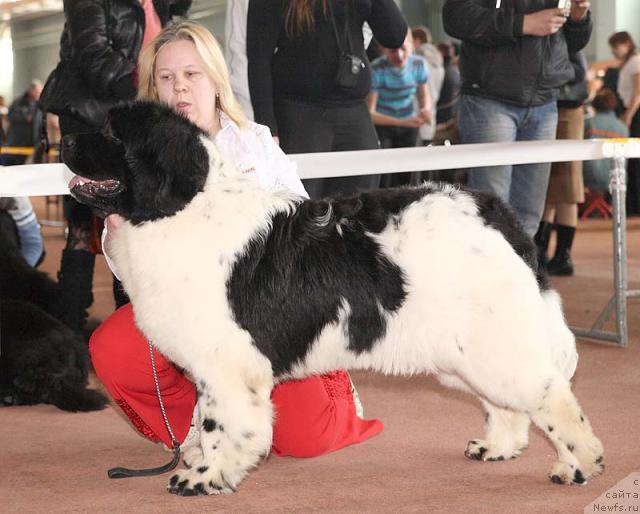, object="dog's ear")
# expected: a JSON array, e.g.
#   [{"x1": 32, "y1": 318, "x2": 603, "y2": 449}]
[{"x1": 152, "y1": 133, "x2": 210, "y2": 216}]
